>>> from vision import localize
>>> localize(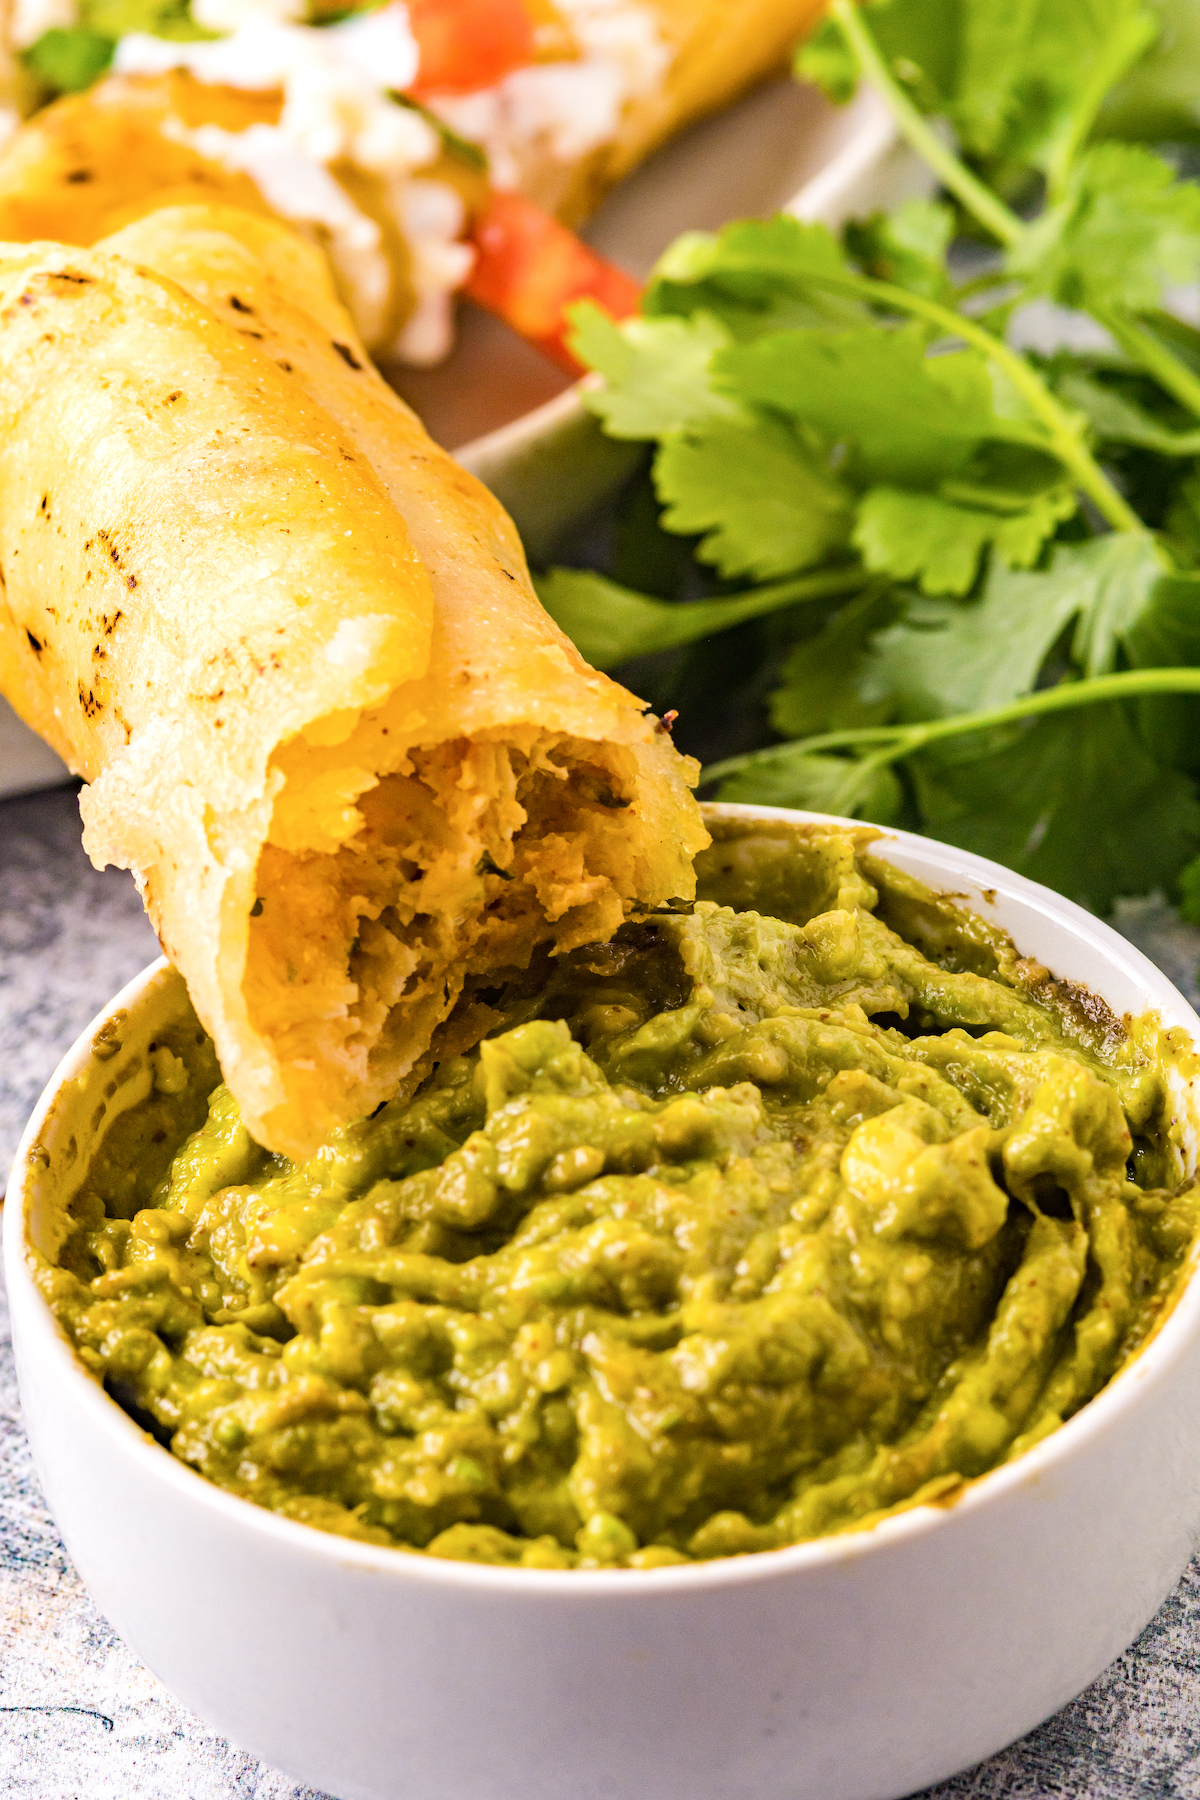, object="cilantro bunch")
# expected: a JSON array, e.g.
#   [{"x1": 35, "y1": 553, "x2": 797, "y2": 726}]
[{"x1": 538, "y1": 0, "x2": 1200, "y2": 916}]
